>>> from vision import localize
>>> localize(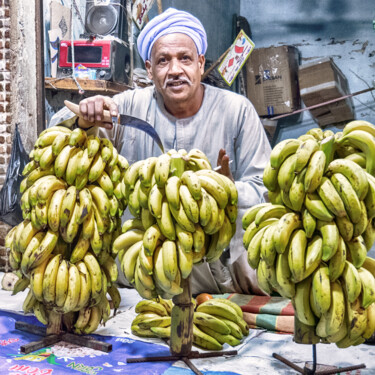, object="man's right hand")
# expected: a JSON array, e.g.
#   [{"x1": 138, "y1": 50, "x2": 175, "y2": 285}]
[{"x1": 77, "y1": 95, "x2": 118, "y2": 130}]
